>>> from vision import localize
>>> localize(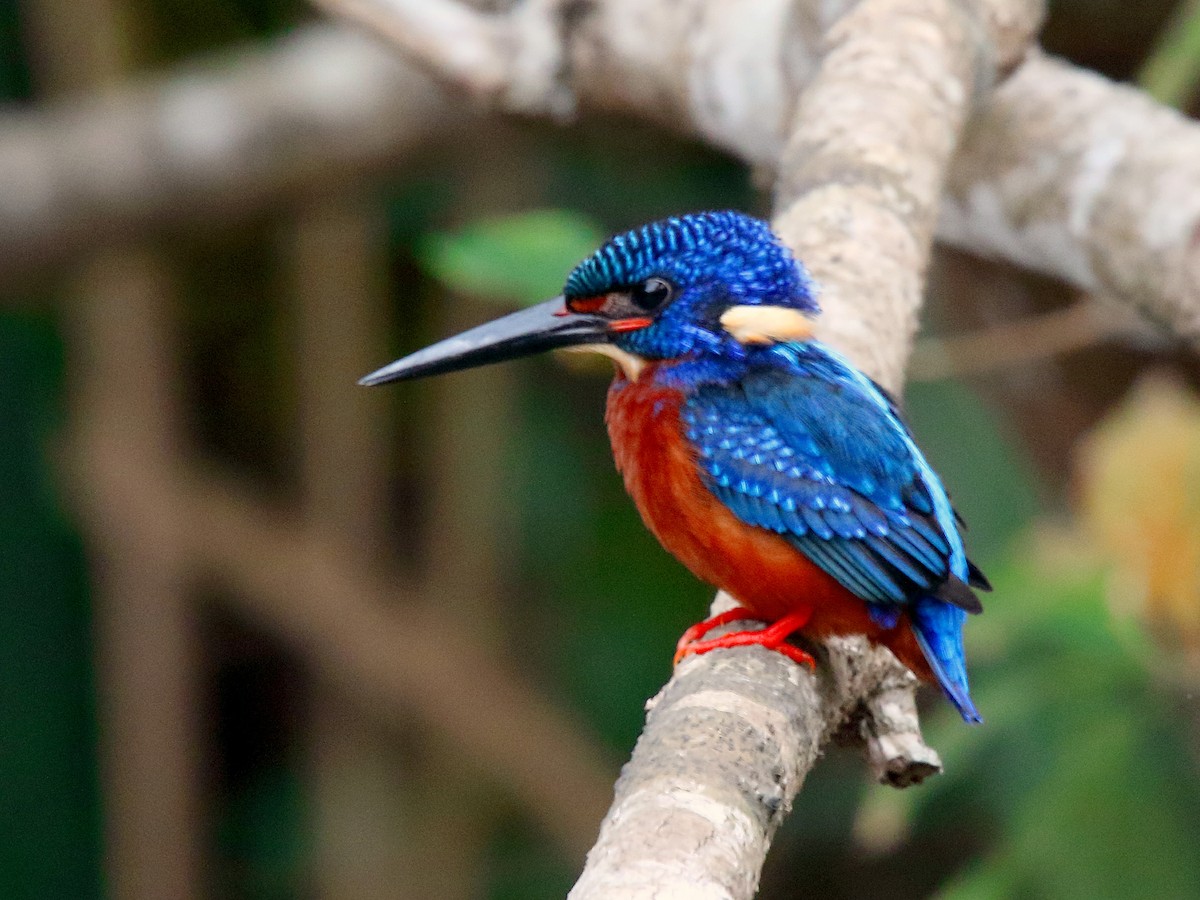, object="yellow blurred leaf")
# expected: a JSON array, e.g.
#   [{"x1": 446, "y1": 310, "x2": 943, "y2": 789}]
[{"x1": 1077, "y1": 373, "x2": 1200, "y2": 680}]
